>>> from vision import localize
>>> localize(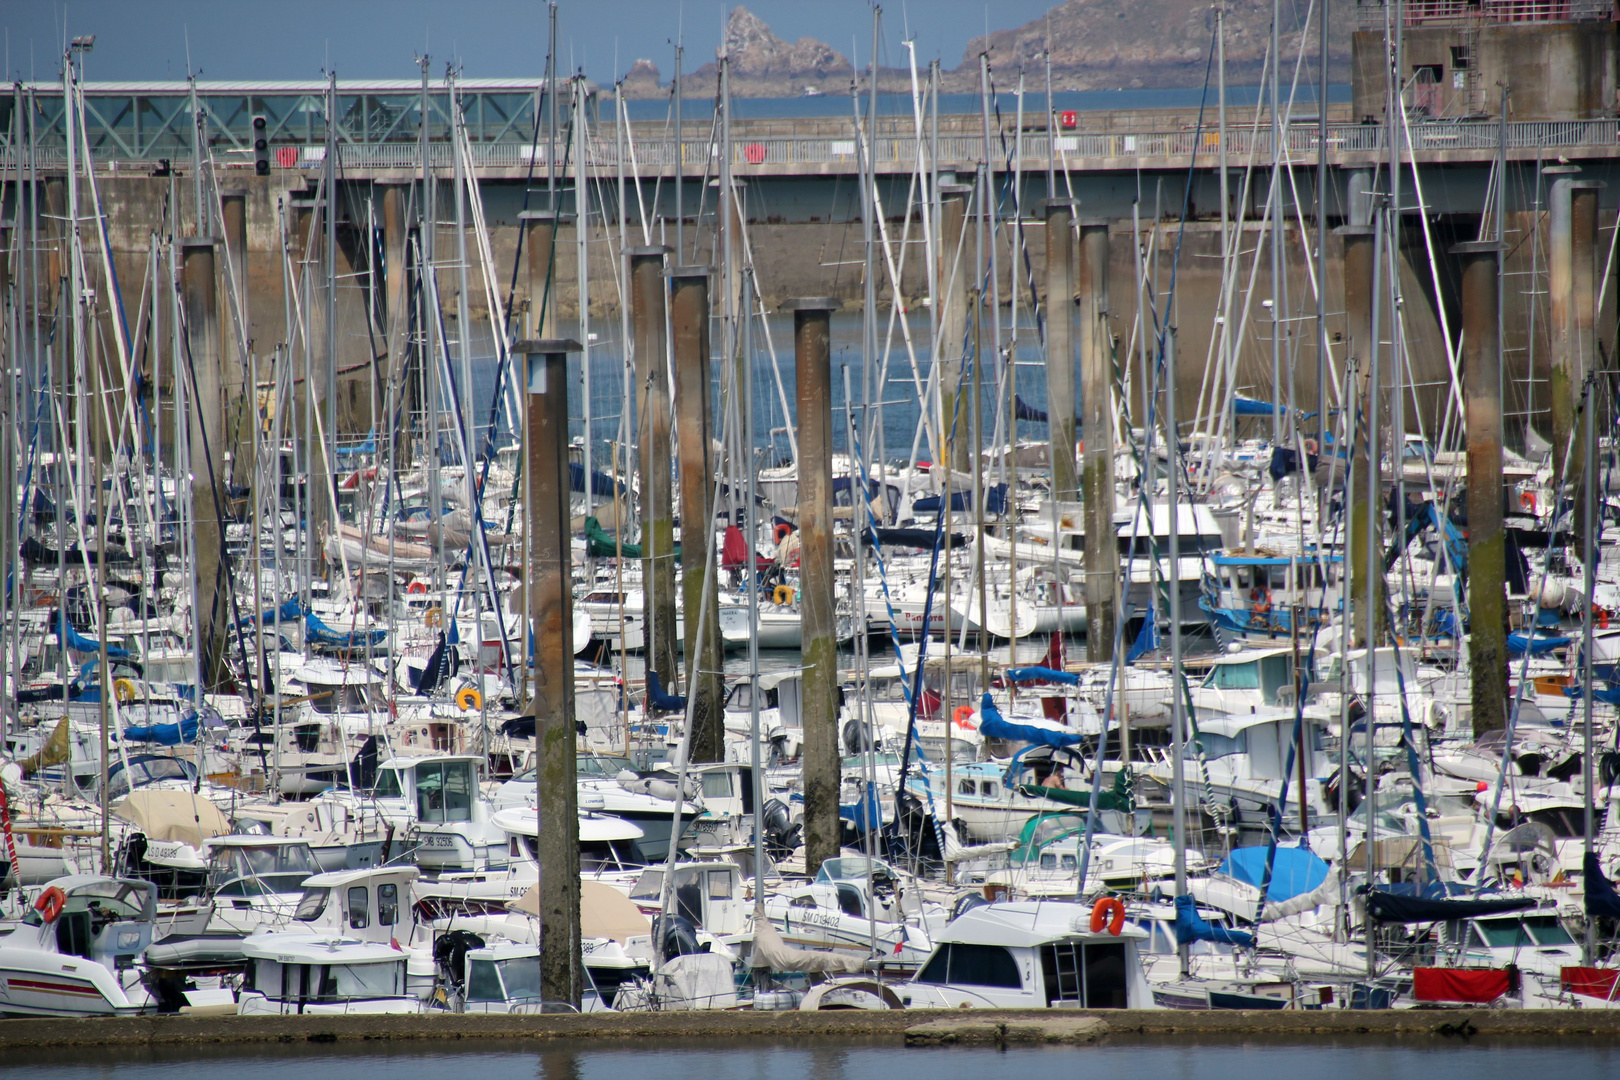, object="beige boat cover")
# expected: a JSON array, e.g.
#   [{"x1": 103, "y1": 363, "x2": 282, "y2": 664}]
[
  {"x1": 751, "y1": 919, "x2": 869, "y2": 974},
  {"x1": 112, "y1": 789, "x2": 233, "y2": 849},
  {"x1": 508, "y1": 880, "x2": 652, "y2": 944}
]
